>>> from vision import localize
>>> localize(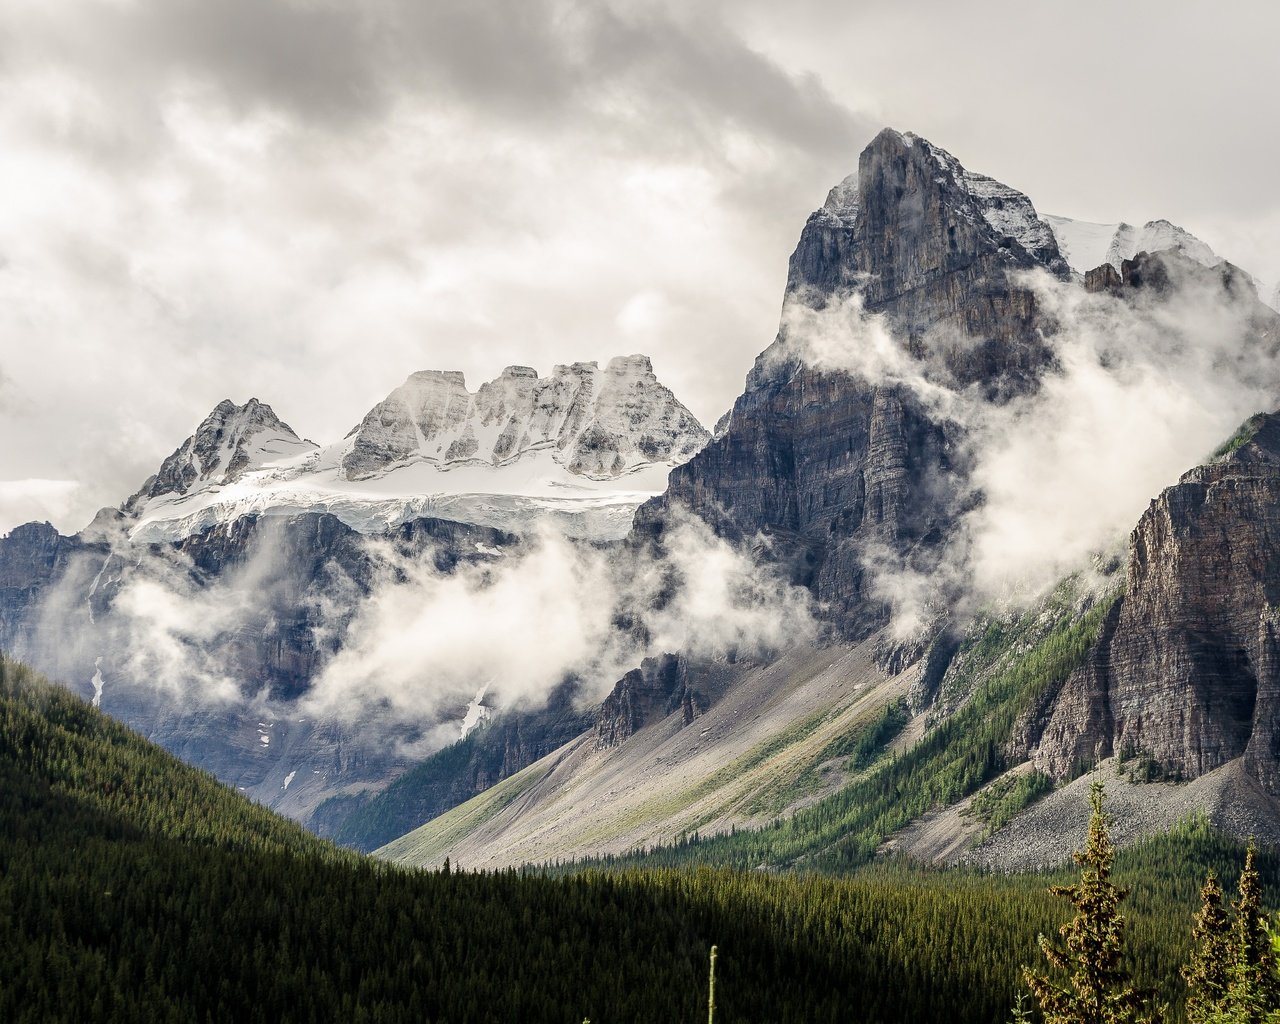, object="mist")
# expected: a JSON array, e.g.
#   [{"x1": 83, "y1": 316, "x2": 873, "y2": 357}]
[
  {"x1": 775, "y1": 259, "x2": 1280, "y2": 630},
  {"x1": 306, "y1": 512, "x2": 817, "y2": 730}
]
